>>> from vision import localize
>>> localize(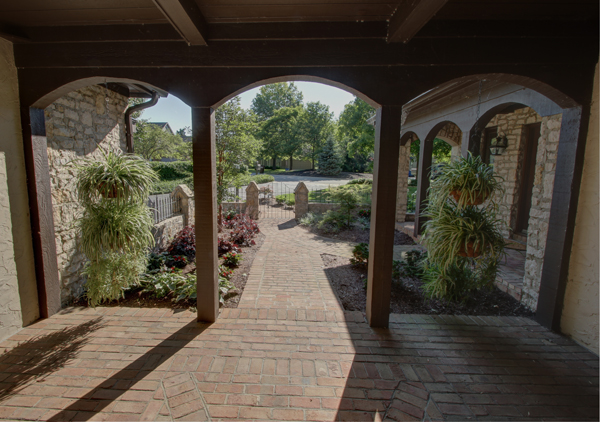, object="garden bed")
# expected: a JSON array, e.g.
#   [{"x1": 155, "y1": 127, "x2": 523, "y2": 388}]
[
  {"x1": 322, "y1": 253, "x2": 534, "y2": 317},
  {"x1": 303, "y1": 224, "x2": 416, "y2": 245}
]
